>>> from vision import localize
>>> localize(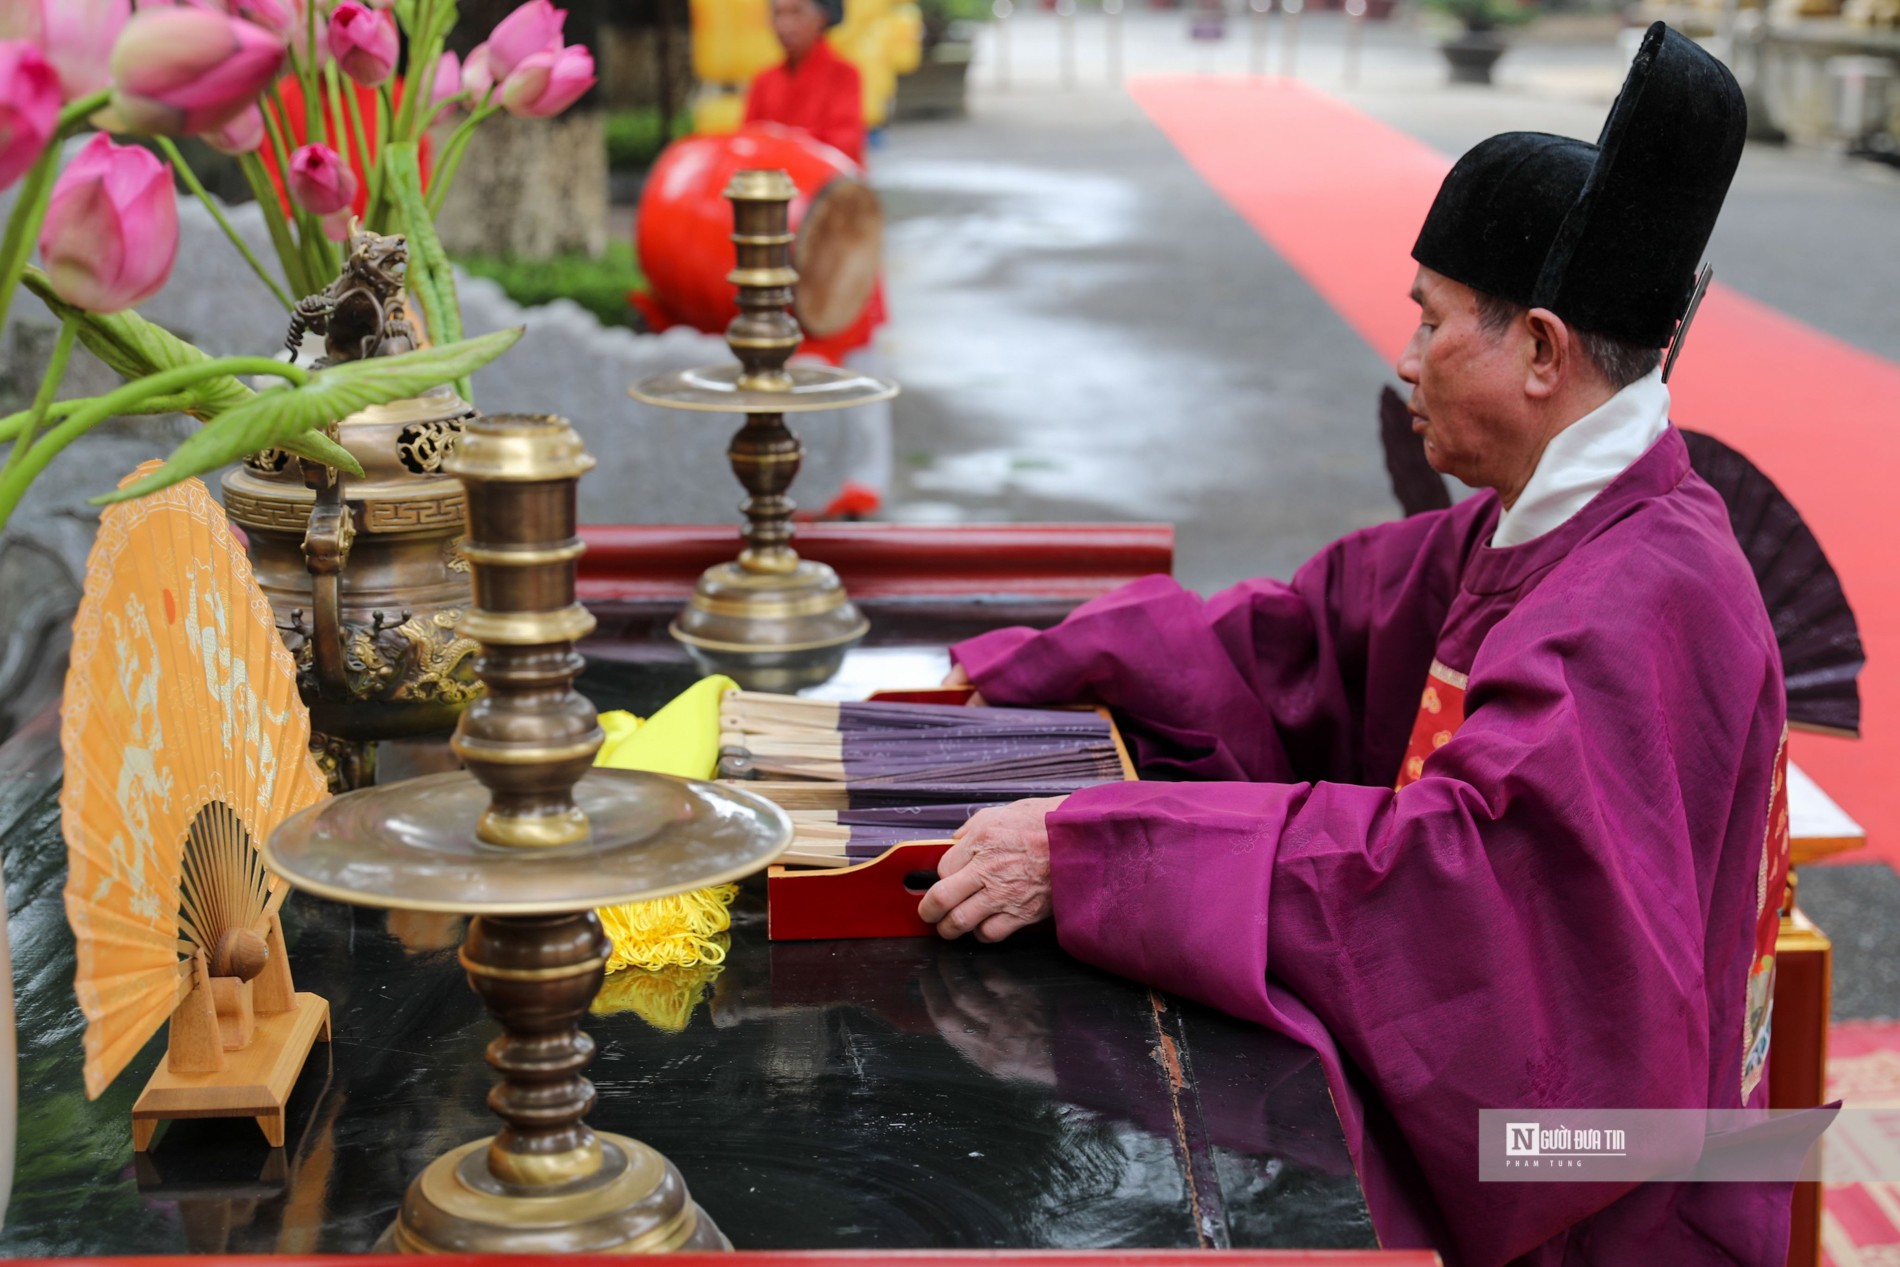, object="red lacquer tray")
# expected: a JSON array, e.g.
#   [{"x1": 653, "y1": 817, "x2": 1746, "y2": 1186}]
[{"x1": 764, "y1": 688, "x2": 1135, "y2": 941}]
